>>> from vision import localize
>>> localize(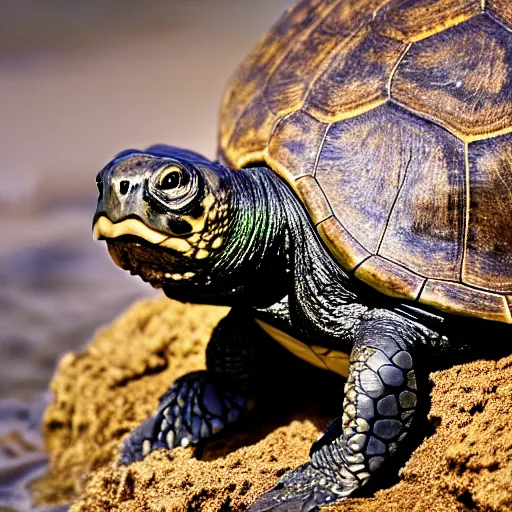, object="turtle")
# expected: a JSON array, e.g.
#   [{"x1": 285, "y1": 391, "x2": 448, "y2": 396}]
[{"x1": 92, "y1": 0, "x2": 512, "y2": 509}]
